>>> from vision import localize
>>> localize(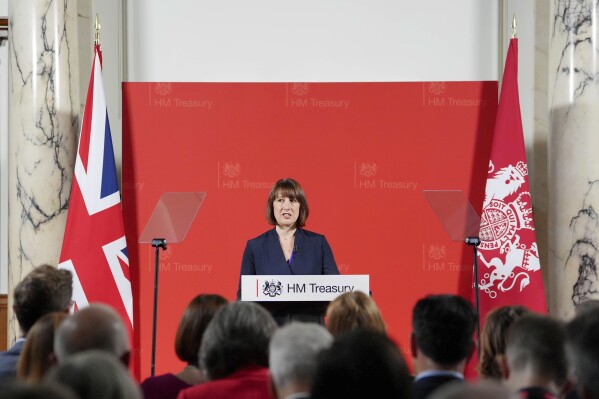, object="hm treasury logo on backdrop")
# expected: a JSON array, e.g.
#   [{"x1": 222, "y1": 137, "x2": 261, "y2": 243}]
[
  {"x1": 149, "y1": 82, "x2": 214, "y2": 109},
  {"x1": 217, "y1": 162, "x2": 273, "y2": 190},
  {"x1": 354, "y1": 161, "x2": 418, "y2": 190},
  {"x1": 478, "y1": 161, "x2": 540, "y2": 299},
  {"x1": 286, "y1": 82, "x2": 351, "y2": 109},
  {"x1": 423, "y1": 81, "x2": 487, "y2": 108},
  {"x1": 291, "y1": 83, "x2": 309, "y2": 96}
]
